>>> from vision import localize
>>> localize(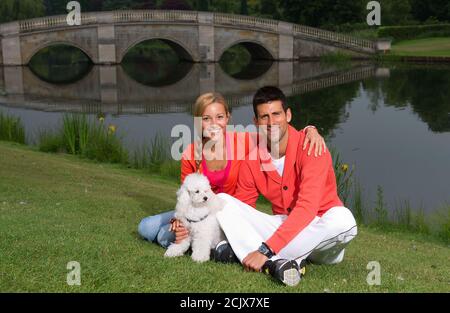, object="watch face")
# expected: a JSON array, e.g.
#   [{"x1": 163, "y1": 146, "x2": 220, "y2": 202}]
[{"x1": 258, "y1": 244, "x2": 269, "y2": 256}]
